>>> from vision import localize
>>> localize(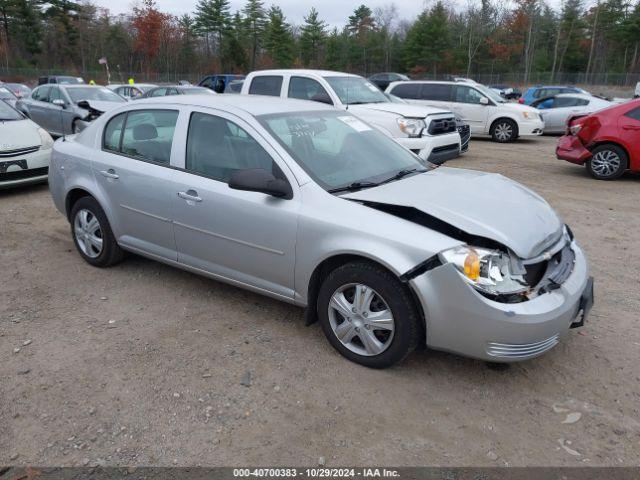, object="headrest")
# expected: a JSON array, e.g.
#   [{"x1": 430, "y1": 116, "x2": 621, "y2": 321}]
[{"x1": 133, "y1": 123, "x2": 158, "y2": 141}]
